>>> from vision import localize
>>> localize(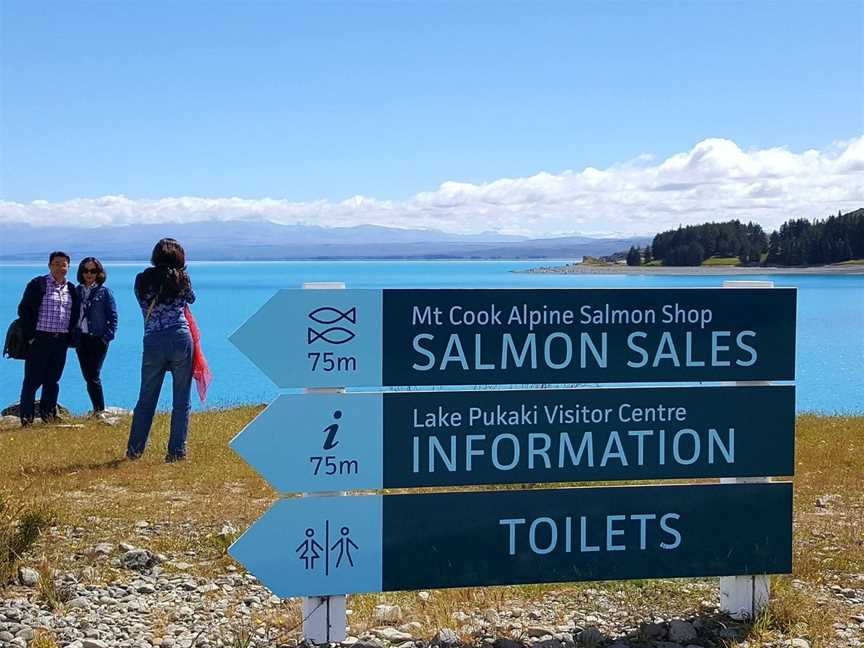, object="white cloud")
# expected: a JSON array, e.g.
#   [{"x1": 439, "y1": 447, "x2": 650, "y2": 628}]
[{"x1": 2, "y1": 136, "x2": 861, "y2": 237}]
